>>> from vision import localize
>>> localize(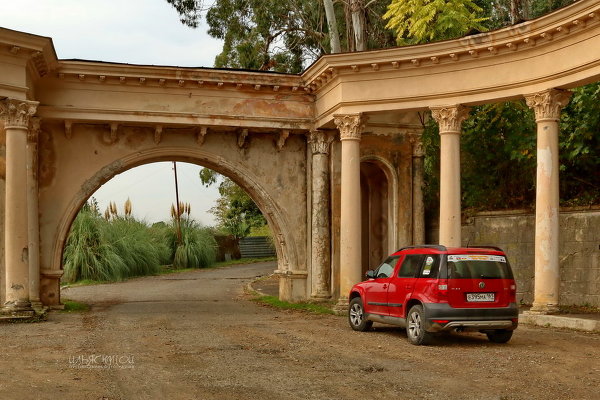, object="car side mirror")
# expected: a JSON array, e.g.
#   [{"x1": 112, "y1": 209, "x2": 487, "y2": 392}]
[{"x1": 366, "y1": 270, "x2": 376, "y2": 280}]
